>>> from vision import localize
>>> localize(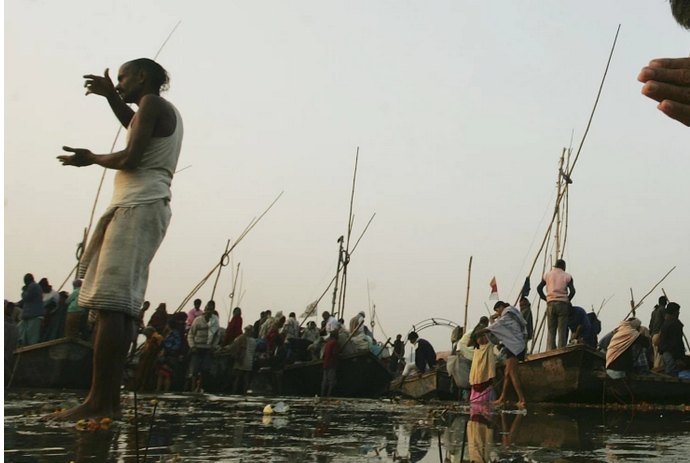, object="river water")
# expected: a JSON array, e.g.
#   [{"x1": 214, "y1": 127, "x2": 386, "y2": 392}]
[{"x1": 4, "y1": 391, "x2": 690, "y2": 462}]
